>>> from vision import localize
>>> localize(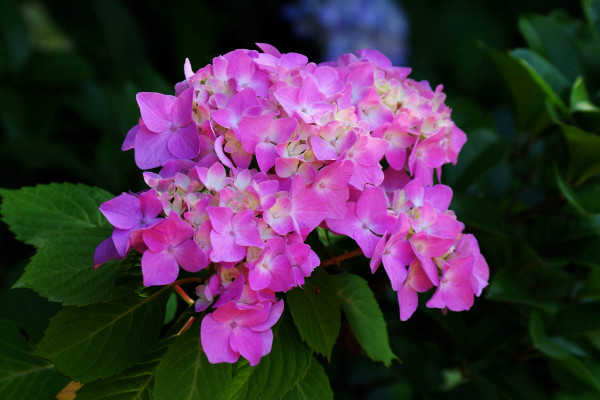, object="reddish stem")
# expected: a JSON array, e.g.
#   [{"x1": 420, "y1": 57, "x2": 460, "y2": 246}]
[
  {"x1": 174, "y1": 285, "x2": 195, "y2": 306},
  {"x1": 176, "y1": 316, "x2": 197, "y2": 336},
  {"x1": 320, "y1": 248, "x2": 364, "y2": 267}
]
